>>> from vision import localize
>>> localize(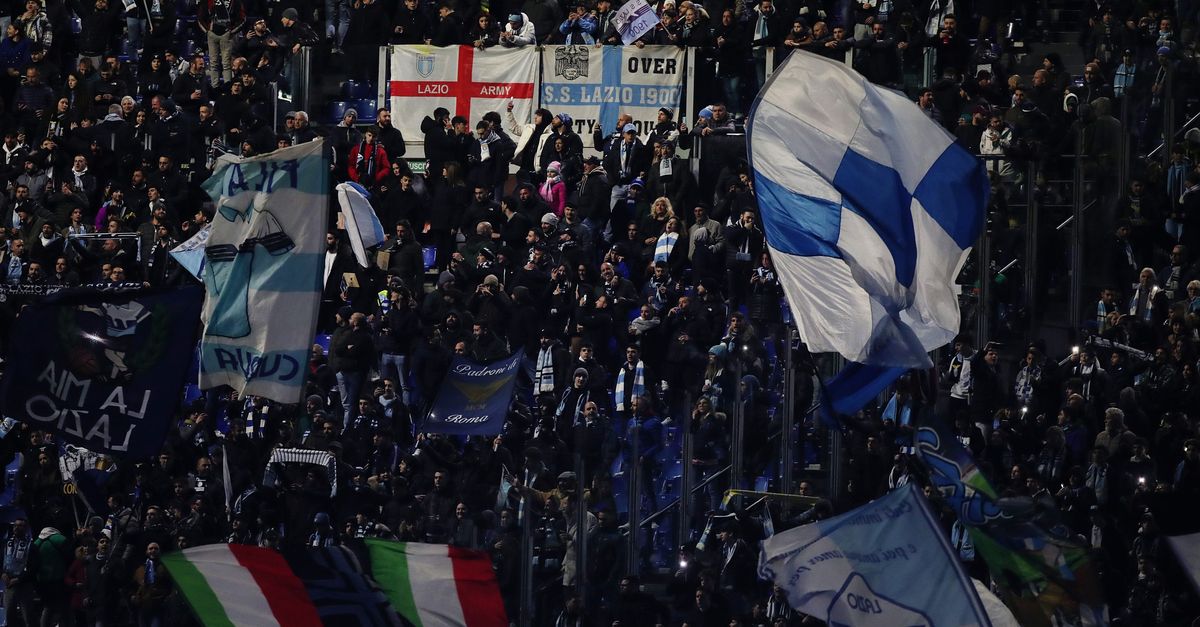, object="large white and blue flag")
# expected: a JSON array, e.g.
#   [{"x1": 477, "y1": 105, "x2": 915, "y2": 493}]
[
  {"x1": 747, "y1": 51, "x2": 988, "y2": 370},
  {"x1": 336, "y1": 182, "x2": 386, "y2": 268},
  {"x1": 198, "y1": 141, "x2": 328, "y2": 404},
  {"x1": 758, "y1": 484, "x2": 991, "y2": 626}
]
